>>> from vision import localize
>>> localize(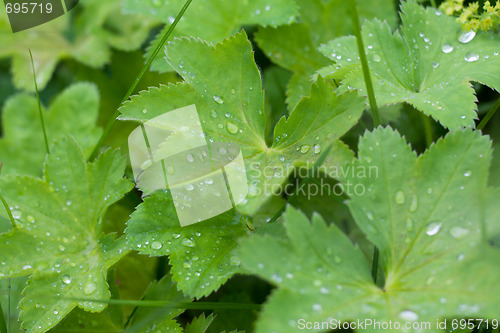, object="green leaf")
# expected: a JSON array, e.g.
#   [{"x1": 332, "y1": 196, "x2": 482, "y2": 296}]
[
  {"x1": 239, "y1": 128, "x2": 500, "y2": 332},
  {"x1": 256, "y1": 0, "x2": 397, "y2": 109},
  {"x1": 125, "y1": 274, "x2": 190, "y2": 333},
  {"x1": 119, "y1": 31, "x2": 365, "y2": 216},
  {"x1": 0, "y1": 0, "x2": 154, "y2": 91},
  {"x1": 125, "y1": 191, "x2": 249, "y2": 299},
  {"x1": 319, "y1": 1, "x2": 500, "y2": 129},
  {"x1": 184, "y1": 313, "x2": 215, "y2": 333},
  {"x1": 0, "y1": 83, "x2": 102, "y2": 176},
  {"x1": 0, "y1": 137, "x2": 133, "y2": 332},
  {"x1": 123, "y1": 0, "x2": 298, "y2": 73}
]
